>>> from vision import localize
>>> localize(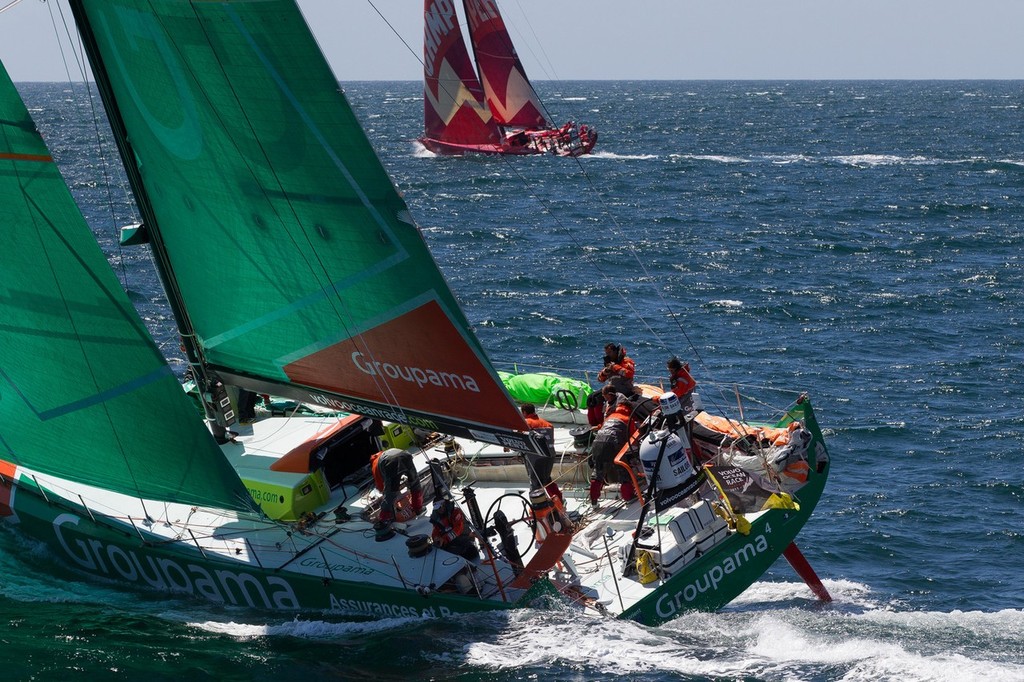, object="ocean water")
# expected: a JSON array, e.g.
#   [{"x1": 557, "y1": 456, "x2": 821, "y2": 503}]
[{"x1": 3, "y1": 80, "x2": 1023, "y2": 681}]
